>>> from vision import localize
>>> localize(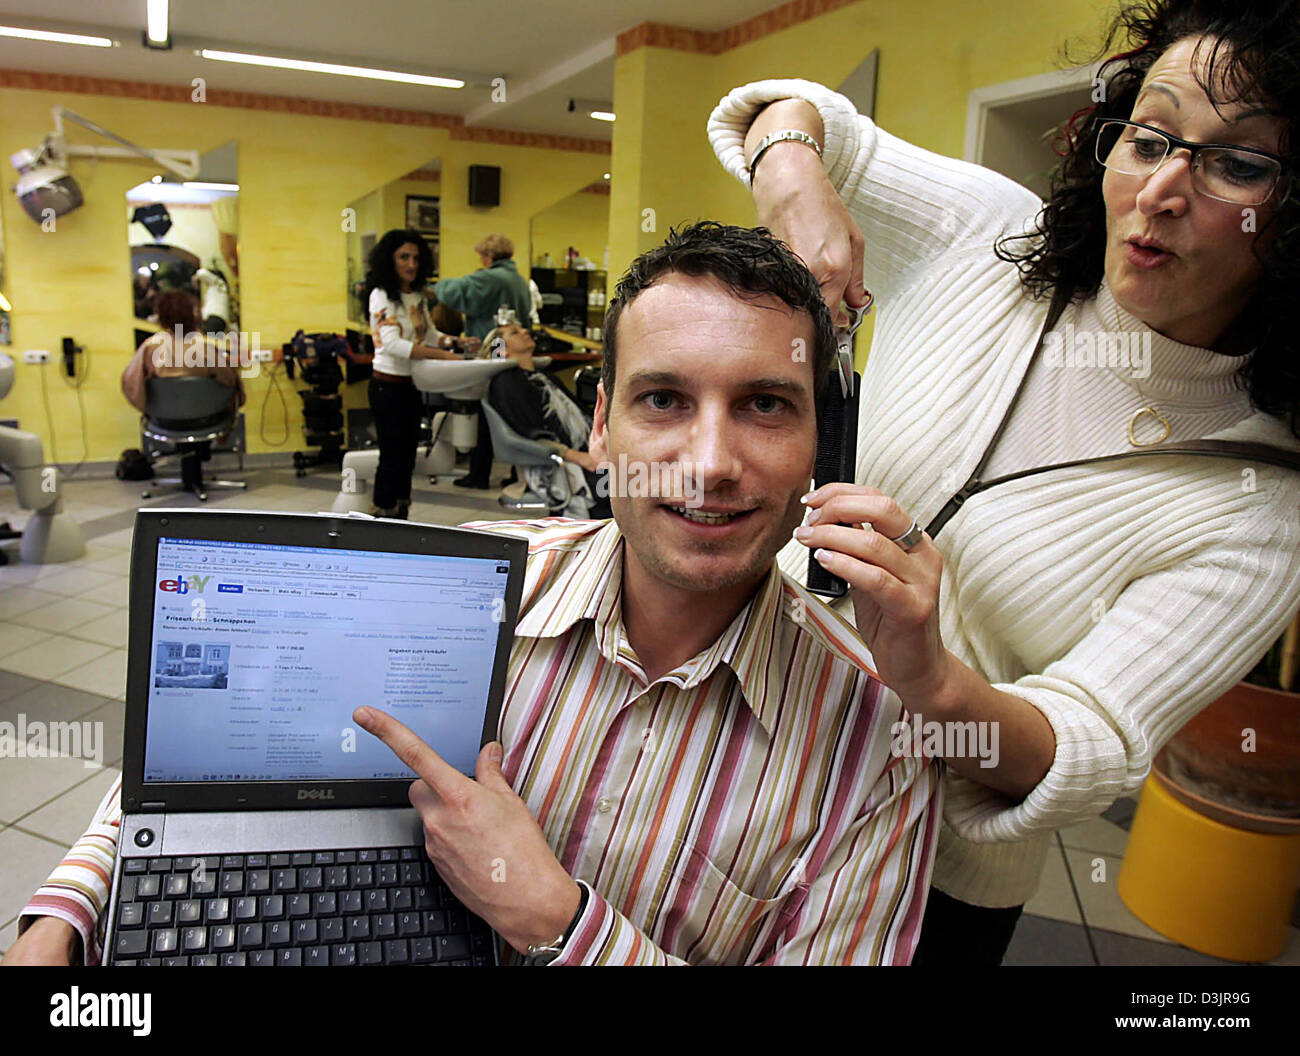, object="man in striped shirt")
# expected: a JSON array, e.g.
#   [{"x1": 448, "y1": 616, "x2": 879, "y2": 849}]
[{"x1": 8, "y1": 222, "x2": 940, "y2": 966}]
